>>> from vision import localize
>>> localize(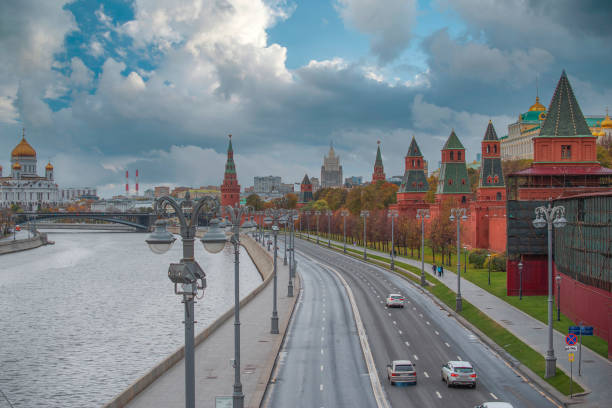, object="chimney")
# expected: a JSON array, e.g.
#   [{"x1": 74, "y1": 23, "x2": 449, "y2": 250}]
[
  {"x1": 136, "y1": 169, "x2": 139, "y2": 196},
  {"x1": 126, "y1": 170, "x2": 129, "y2": 195}
]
